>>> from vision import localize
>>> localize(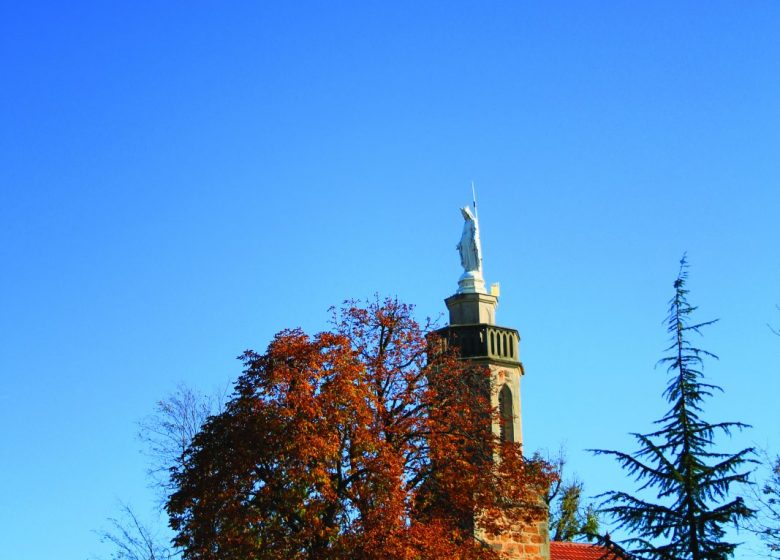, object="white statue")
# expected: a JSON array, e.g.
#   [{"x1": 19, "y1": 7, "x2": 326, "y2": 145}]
[
  {"x1": 457, "y1": 206, "x2": 482, "y2": 273},
  {"x1": 456, "y1": 205, "x2": 486, "y2": 294}
]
